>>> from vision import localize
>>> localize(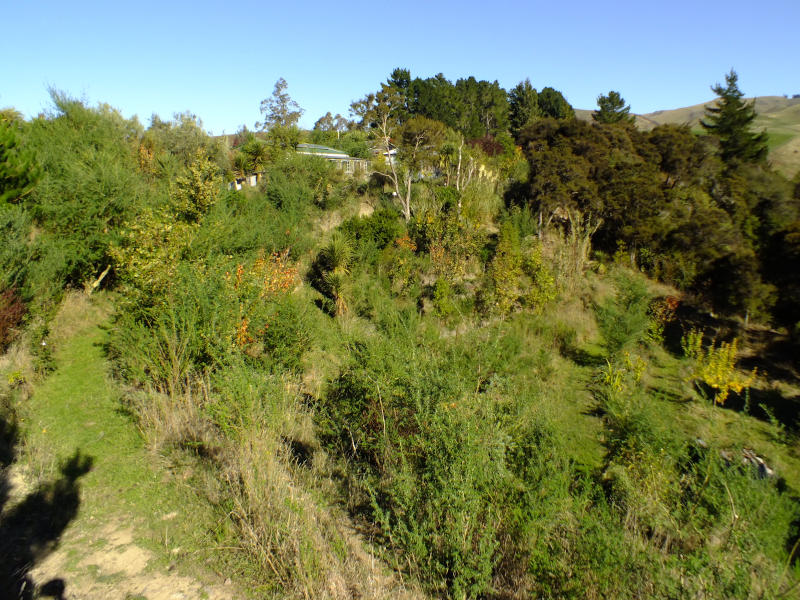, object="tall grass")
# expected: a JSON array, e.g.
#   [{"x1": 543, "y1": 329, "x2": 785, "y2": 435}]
[{"x1": 541, "y1": 209, "x2": 601, "y2": 295}]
